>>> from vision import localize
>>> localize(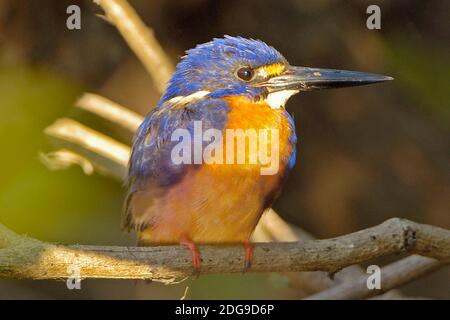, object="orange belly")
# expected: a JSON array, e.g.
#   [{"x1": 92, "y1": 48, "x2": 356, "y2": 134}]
[{"x1": 138, "y1": 97, "x2": 294, "y2": 244}]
